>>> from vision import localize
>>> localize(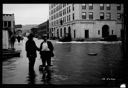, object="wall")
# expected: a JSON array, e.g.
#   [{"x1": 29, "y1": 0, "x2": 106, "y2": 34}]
[
  {"x1": 3, "y1": 30, "x2": 9, "y2": 49},
  {"x1": 72, "y1": 20, "x2": 121, "y2": 39}
]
